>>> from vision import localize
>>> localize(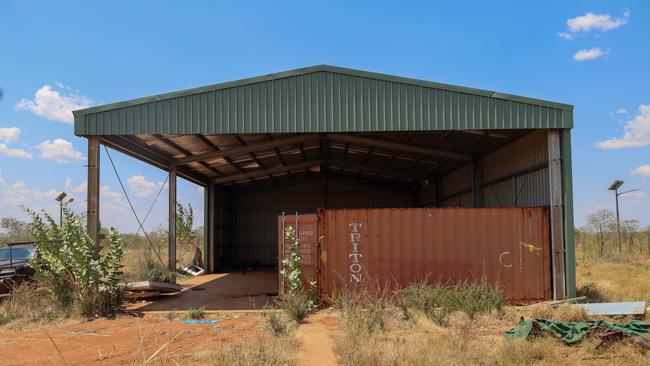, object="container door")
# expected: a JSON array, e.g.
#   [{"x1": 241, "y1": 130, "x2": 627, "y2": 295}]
[{"x1": 277, "y1": 213, "x2": 319, "y2": 294}]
